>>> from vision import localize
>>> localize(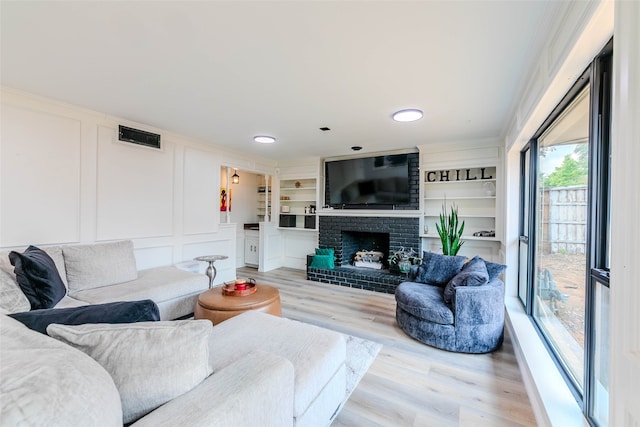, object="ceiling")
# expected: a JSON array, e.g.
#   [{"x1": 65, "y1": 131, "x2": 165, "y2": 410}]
[{"x1": 1, "y1": 1, "x2": 560, "y2": 161}]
